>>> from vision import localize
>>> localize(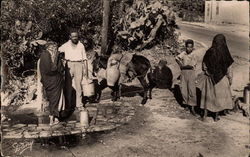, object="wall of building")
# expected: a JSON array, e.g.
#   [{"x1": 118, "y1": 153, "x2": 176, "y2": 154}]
[{"x1": 205, "y1": 1, "x2": 249, "y2": 25}]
